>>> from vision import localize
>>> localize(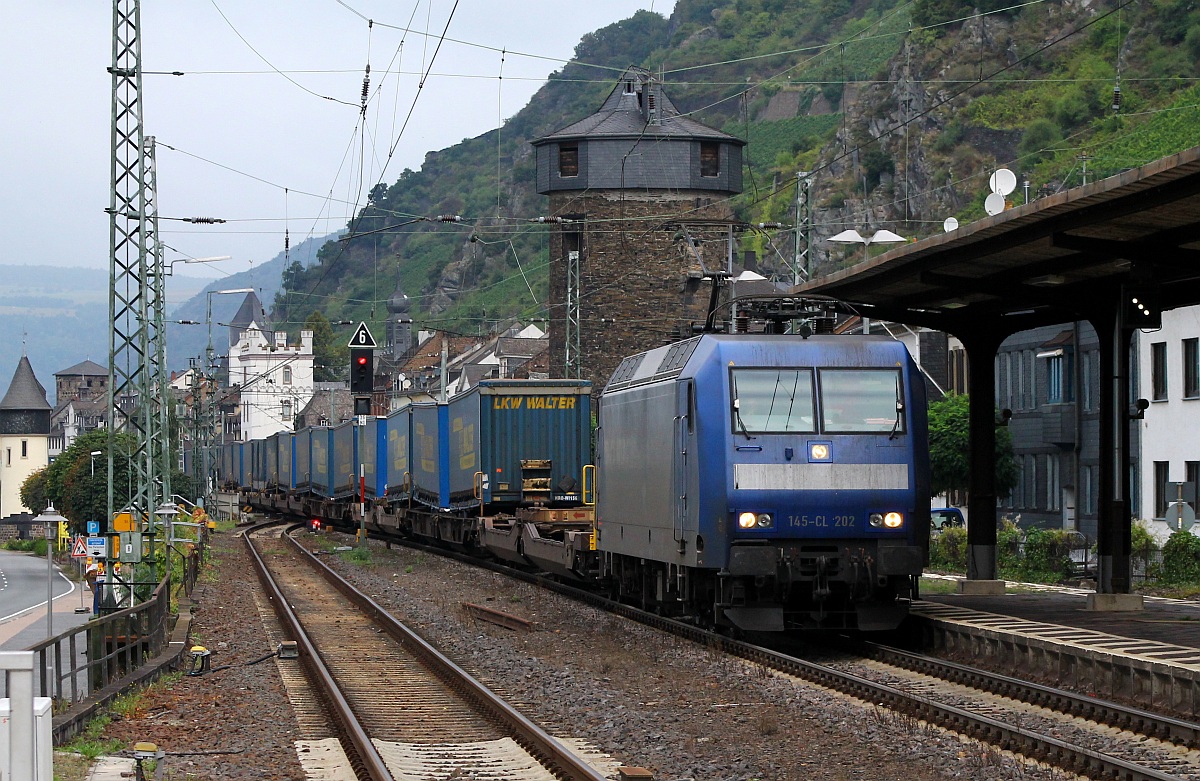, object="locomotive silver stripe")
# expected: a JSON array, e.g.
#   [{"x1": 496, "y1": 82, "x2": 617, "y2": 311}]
[{"x1": 734, "y1": 463, "x2": 909, "y2": 490}]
